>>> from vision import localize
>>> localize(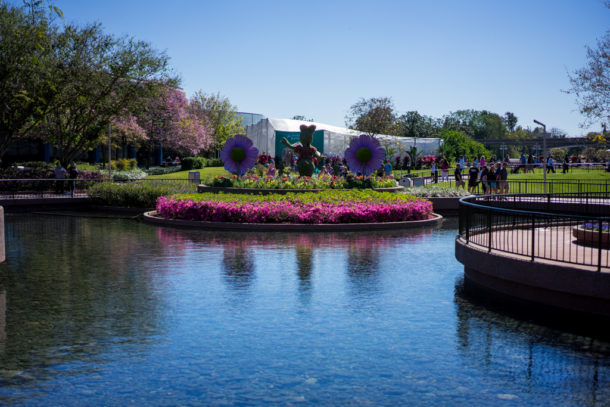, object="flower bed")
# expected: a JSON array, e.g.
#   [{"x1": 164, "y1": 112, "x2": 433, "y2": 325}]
[
  {"x1": 156, "y1": 190, "x2": 433, "y2": 224},
  {"x1": 205, "y1": 173, "x2": 397, "y2": 190}
]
